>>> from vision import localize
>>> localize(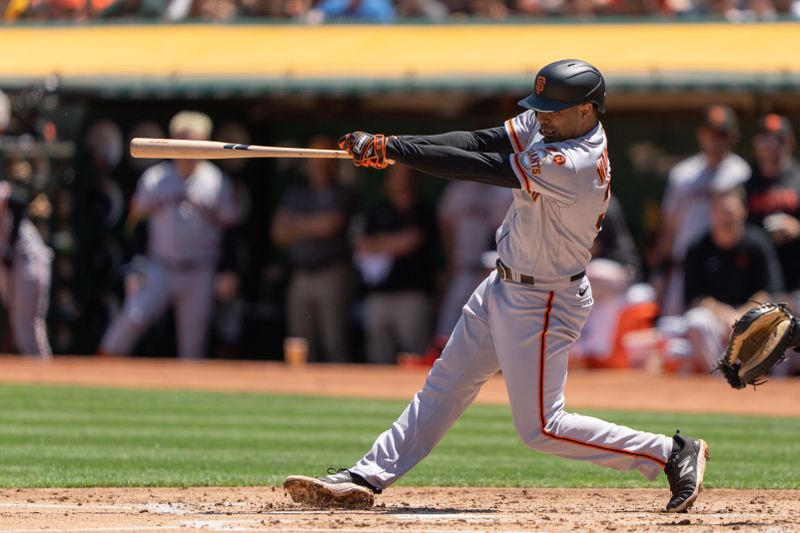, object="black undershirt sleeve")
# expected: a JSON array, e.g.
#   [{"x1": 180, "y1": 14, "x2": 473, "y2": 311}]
[
  {"x1": 399, "y1": 127, "x2": 514, "y2": 153},
  {"x1": 387, "y1": 136, "x2": 520, "y2": 189}
]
